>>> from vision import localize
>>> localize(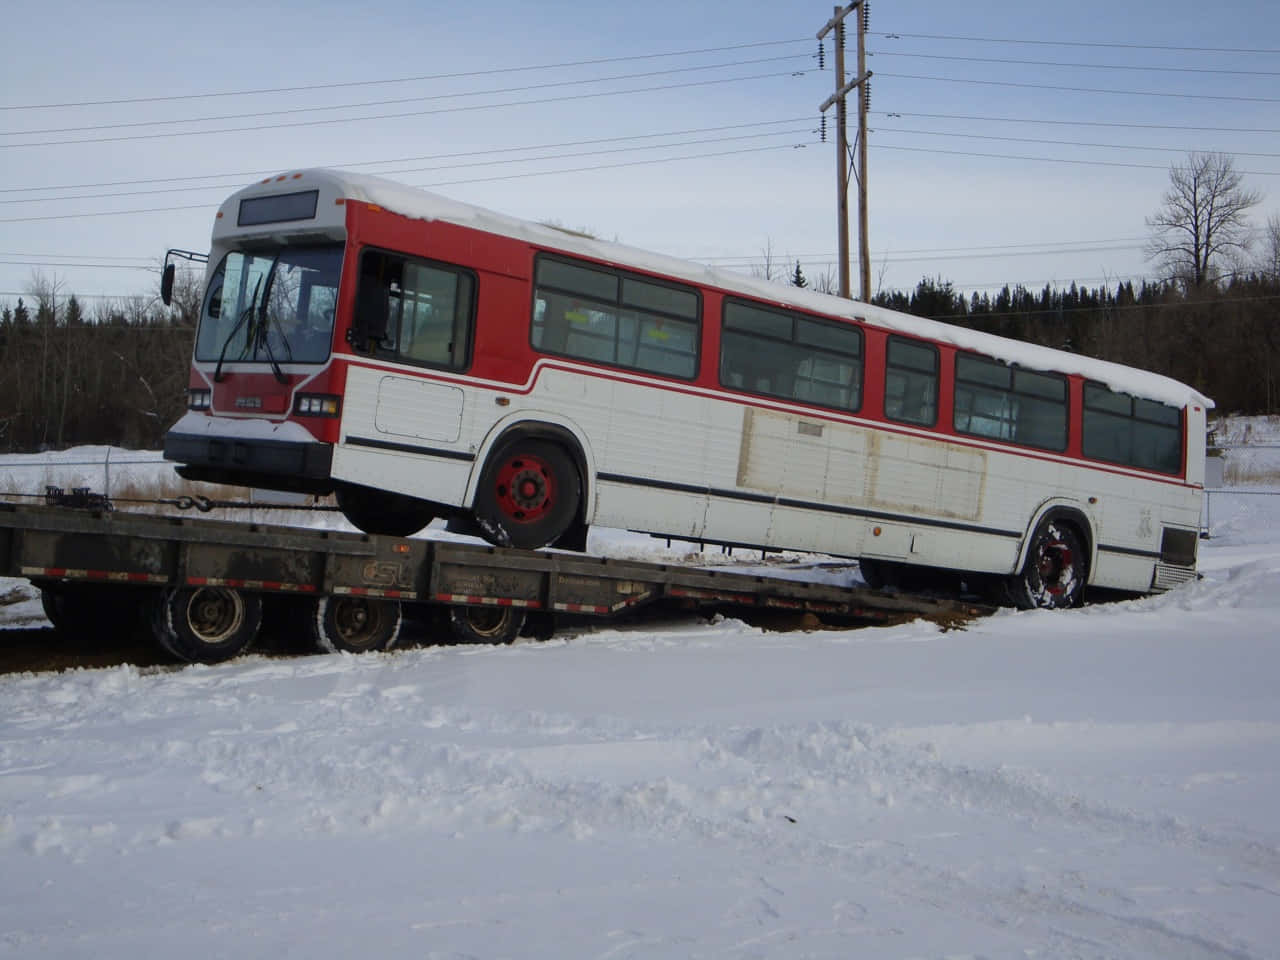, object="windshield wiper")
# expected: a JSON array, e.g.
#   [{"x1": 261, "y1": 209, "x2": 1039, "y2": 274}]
[
  {"x1": 254, "y1": 261, "x2": 290, "y2": 385},
  {"x1": 212, "y1": 275, "x2": 262, "y2": 384}
]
